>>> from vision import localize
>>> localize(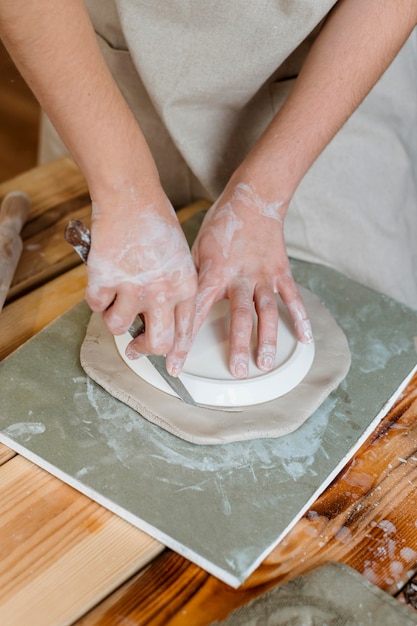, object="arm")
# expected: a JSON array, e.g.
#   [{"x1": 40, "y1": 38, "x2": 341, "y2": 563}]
[
  {"x1": 243, "y1": 0, "x2": 417, "y2": 199},
  {"x1": 192, "y1": 0, "x2": 417, "y2": 378},
  {"x1": 0, "y1": 0, "x2": 155, "y2": 194},
  {"x1": 0, "y1": 0, "x2": 197, "y2": 372}
]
